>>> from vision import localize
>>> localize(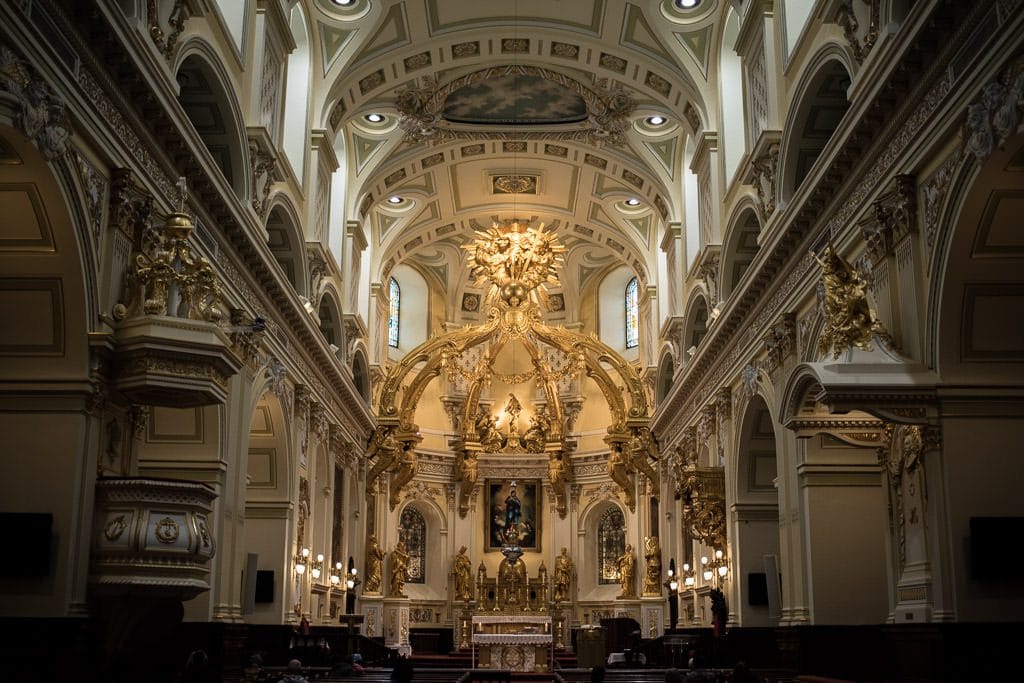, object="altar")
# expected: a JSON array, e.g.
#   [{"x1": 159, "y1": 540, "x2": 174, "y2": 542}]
[{"x1": 472, "y1": 615, "x2": 552, "y2": 672}]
